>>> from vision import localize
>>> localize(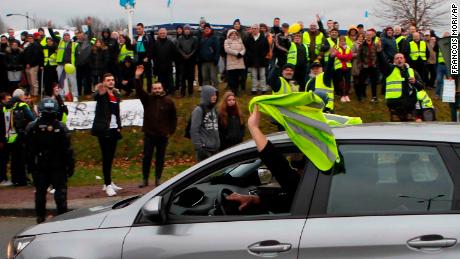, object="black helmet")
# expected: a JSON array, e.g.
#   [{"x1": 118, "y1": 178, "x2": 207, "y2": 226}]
[{"x1": 38, "y1": 97, "x2": 59, "y2": 115}]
